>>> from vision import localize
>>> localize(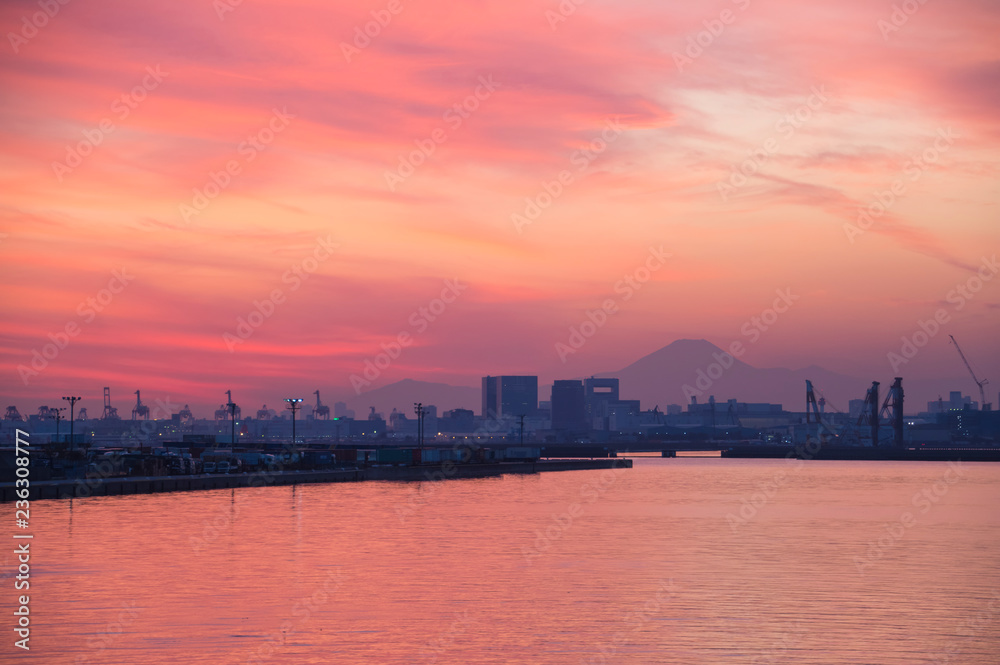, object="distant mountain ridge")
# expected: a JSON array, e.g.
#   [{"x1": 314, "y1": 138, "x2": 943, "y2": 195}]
[
  {"x1": 341, "y1": 339, "x2": 867, "y2": 416},
  {"x1": 597, "y1": 338, "x2": 862, "y2": 412}
]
